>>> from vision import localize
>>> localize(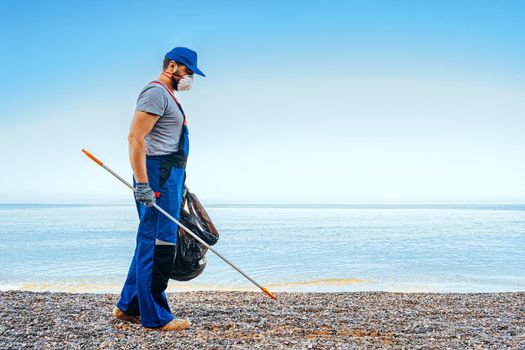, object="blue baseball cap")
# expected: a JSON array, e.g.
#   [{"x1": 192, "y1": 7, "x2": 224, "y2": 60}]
[{"x1": 165, "y1": 47, "x2": 205, "y2": 77}]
